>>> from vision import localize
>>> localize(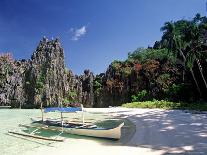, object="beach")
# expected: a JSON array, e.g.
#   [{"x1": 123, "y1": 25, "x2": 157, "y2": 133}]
[
  {"x1": 20, "y1": 108, "x2": 207, "y2": 155},
  {"x1": 1, "y1": 1, "x2": 206, "y2": 155}
]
